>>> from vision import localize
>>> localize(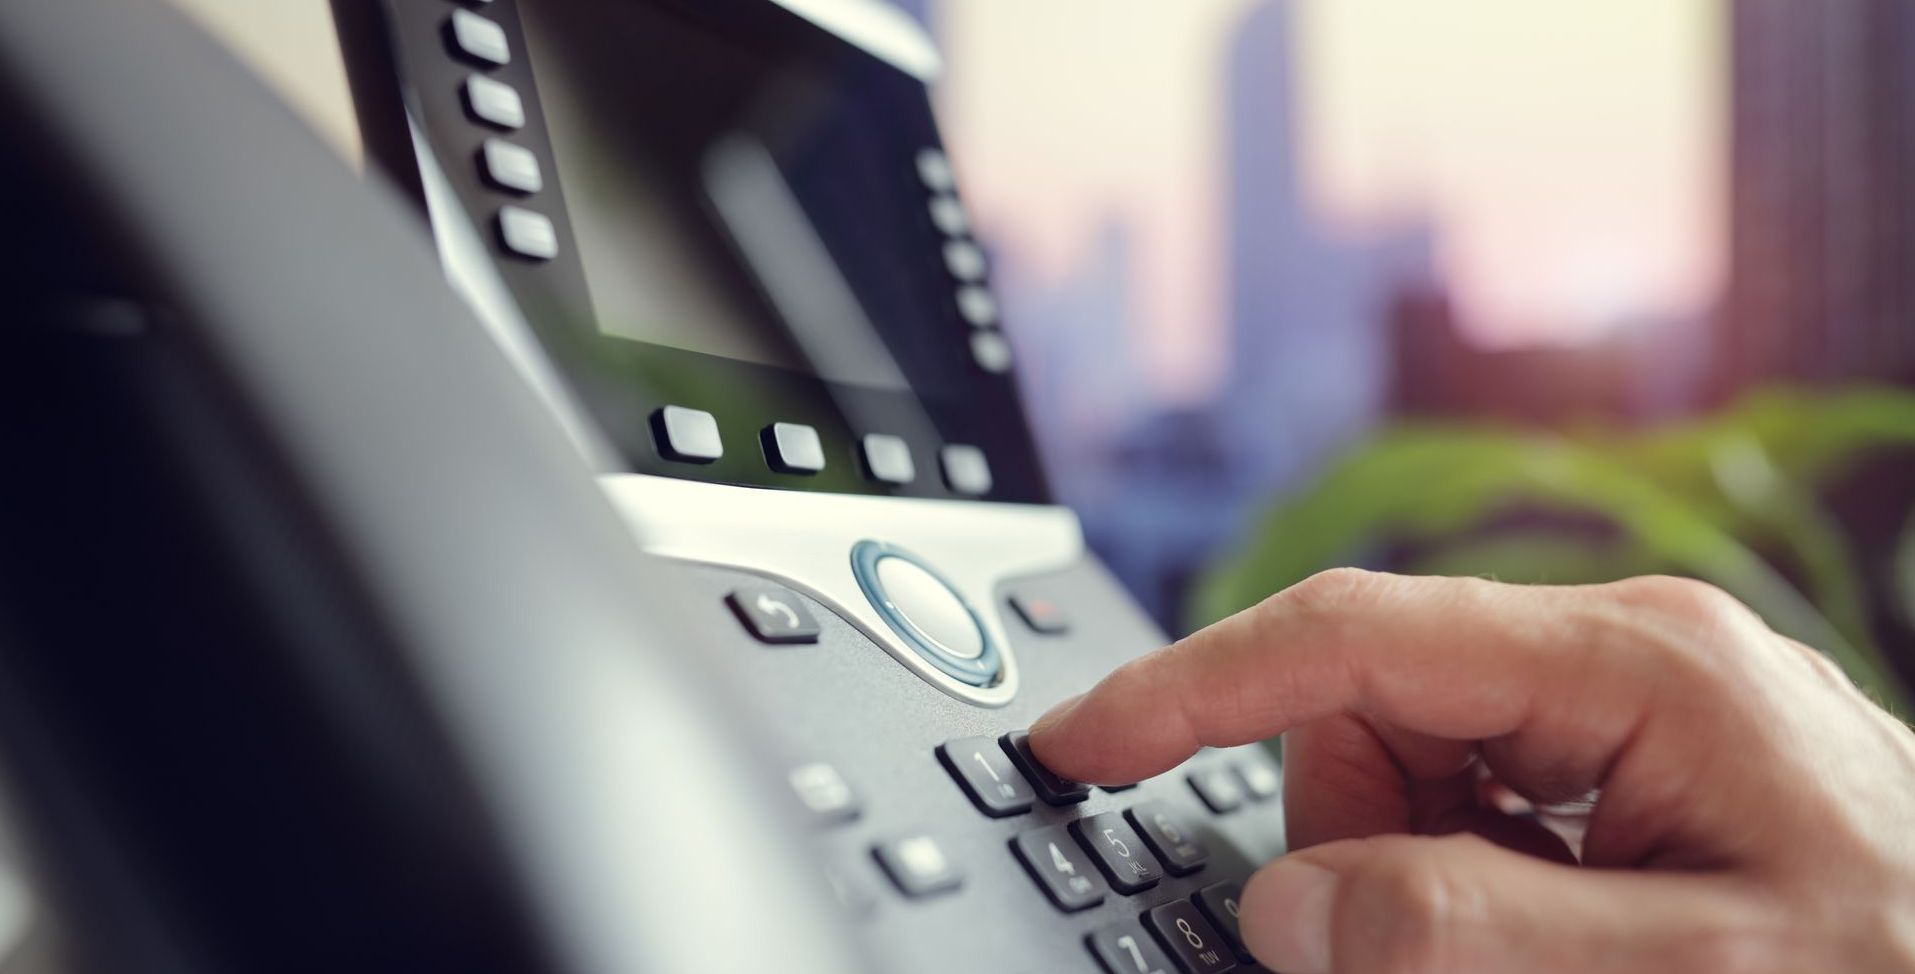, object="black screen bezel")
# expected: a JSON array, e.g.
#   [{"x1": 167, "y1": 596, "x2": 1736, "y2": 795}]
[{"x1": 334, "y1": 0, "x2": 1050, "y2": 503}]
